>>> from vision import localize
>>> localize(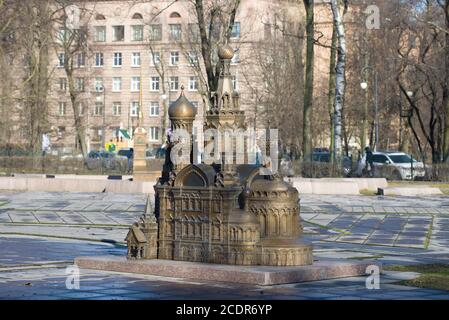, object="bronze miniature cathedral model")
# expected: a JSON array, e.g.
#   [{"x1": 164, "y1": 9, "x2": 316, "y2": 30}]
[{"x1": 126, "y1": 45, "x2": 313, "y2": 266}]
